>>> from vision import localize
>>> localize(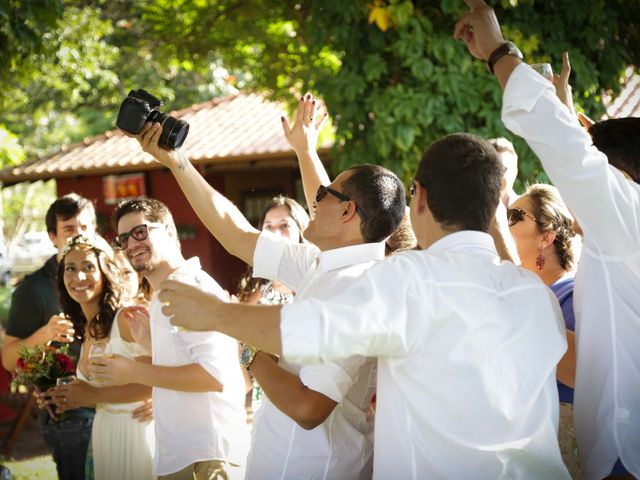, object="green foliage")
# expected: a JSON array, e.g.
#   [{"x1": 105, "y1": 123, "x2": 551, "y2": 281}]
[
  {"x1": 0, "y1": 285, "x2": 12, "y2": 327},
  {"x1": 1, "y1": 181, "x2": 56, "y2": 244},
  {"x1": 0, "y1": 126, "x2": 26, "y2": 168},
  {"x1": 1, "y1": 0, "x2": 638, "y2": 192}
]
